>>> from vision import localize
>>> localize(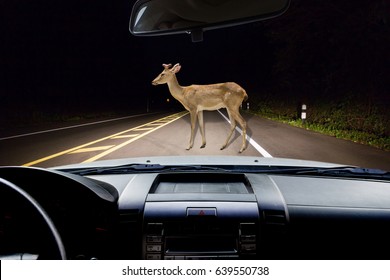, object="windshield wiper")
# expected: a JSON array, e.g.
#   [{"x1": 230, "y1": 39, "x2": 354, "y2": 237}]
[
  {"x1": 63, "y1": 163, "x2": 231, "y2": 176},
  {"x1": 283, "y1": 166, "x2": 390, "y2": 180}
]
